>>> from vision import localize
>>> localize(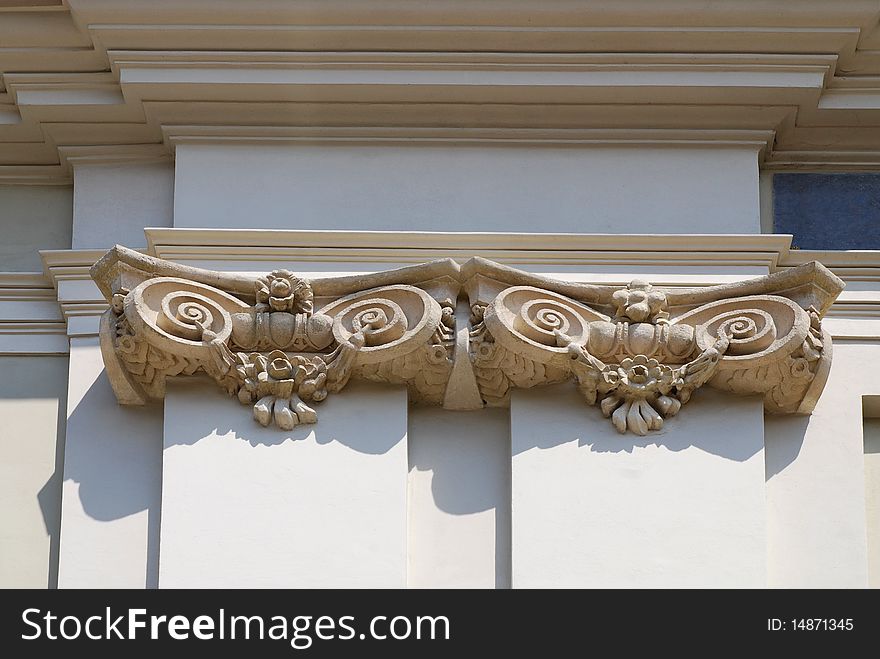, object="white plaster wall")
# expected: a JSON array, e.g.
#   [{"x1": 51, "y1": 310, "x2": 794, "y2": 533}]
[
  {"x1": 763, "y1": 342, "x2": 879, "y2": 588},
  {"x1": 407, "y1": 407, "x2": 510, "y2": 588},
  {"x1": 174, "y1": 144, "x2": 760, "y2": 233},
  {"x1": 510, "y1": 384, "x2": 766, "y2": 588},
  {"x1": 160, "y1": 380, "x2": 408, "y2": 588},
  {"x1": 72, "y1": 162, "x2": 173, "y2": 249},
  {"x1": 57, "y1": 338, "x2": 163, "y2": 588},
  {"x1": 865, "y1": 418, "x2": 880, "y2": 589},
  {"x1": 0, "y1": 355, "x2": 67, "y2": 588},
  {"x1": 0, "y1": 185, "x2": 71, "y2": 271}
]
